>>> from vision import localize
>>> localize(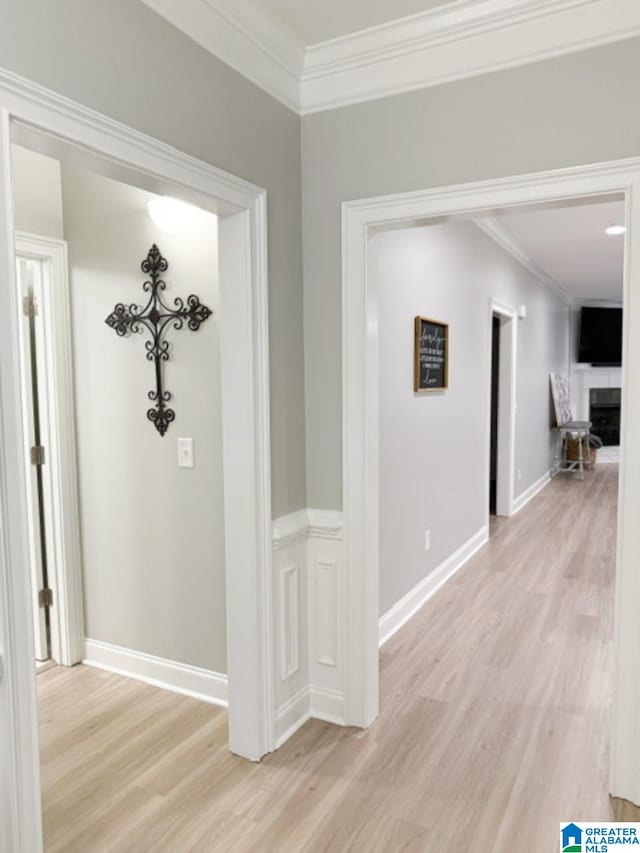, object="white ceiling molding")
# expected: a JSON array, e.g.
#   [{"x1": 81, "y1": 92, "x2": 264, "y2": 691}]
[
  {"x1": 475, "y1": 217, "x2": 572, "y2": 304},
  {"x1": 139, "y1": 0, "x2": 304, "y2": 112},
  {"x1": 304, "y1": 0, "x2": 593, "y2": 77},
  {"x1": 301, "y1": 0, "x2": 640, "y2": 112},
  {"x1": 142, "y1": 0, "x2": 640, "y2": 115}
]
